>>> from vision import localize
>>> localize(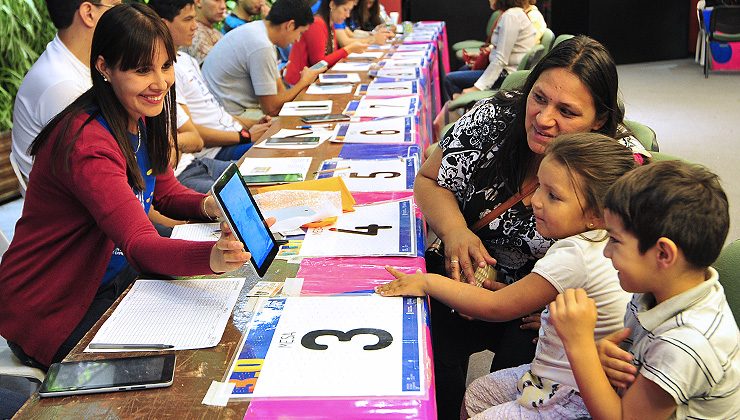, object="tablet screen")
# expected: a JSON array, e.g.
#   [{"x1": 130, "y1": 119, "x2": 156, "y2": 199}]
[{"x1": 212, "y1": 164, "x2": 278, "y2": 276}]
